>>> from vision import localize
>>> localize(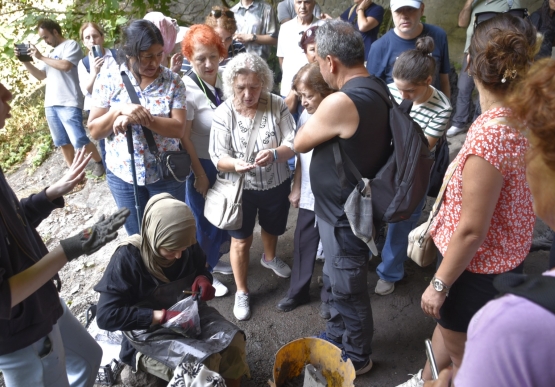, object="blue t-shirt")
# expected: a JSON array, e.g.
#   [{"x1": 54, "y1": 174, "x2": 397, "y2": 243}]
[
  {"x1": 340, "y1": 3, "x2": 384, "y2": 59},
  {"x1": 366, "y1": 23, "x2": 450, "y2": 91}
]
